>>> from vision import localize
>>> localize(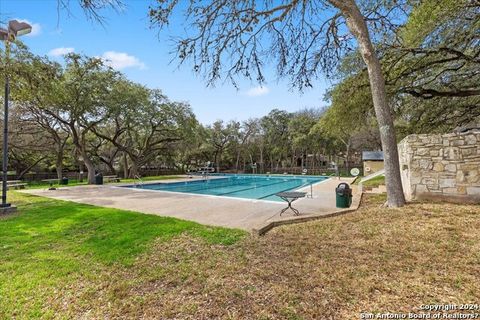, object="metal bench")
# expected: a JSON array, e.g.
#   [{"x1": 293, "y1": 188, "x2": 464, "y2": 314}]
[
  {"x1": 2, "y1": 183, "x2": 27, "y2": 190},
  {"x1": 42, "y1": 179, "x2": 59, "y2": 190},
  {"x1": 6, "y1": 180, "x2": 22, "y2": 184},
  {"x1": 103, "y1": 175, "x2": 121, "y2": 183}
]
